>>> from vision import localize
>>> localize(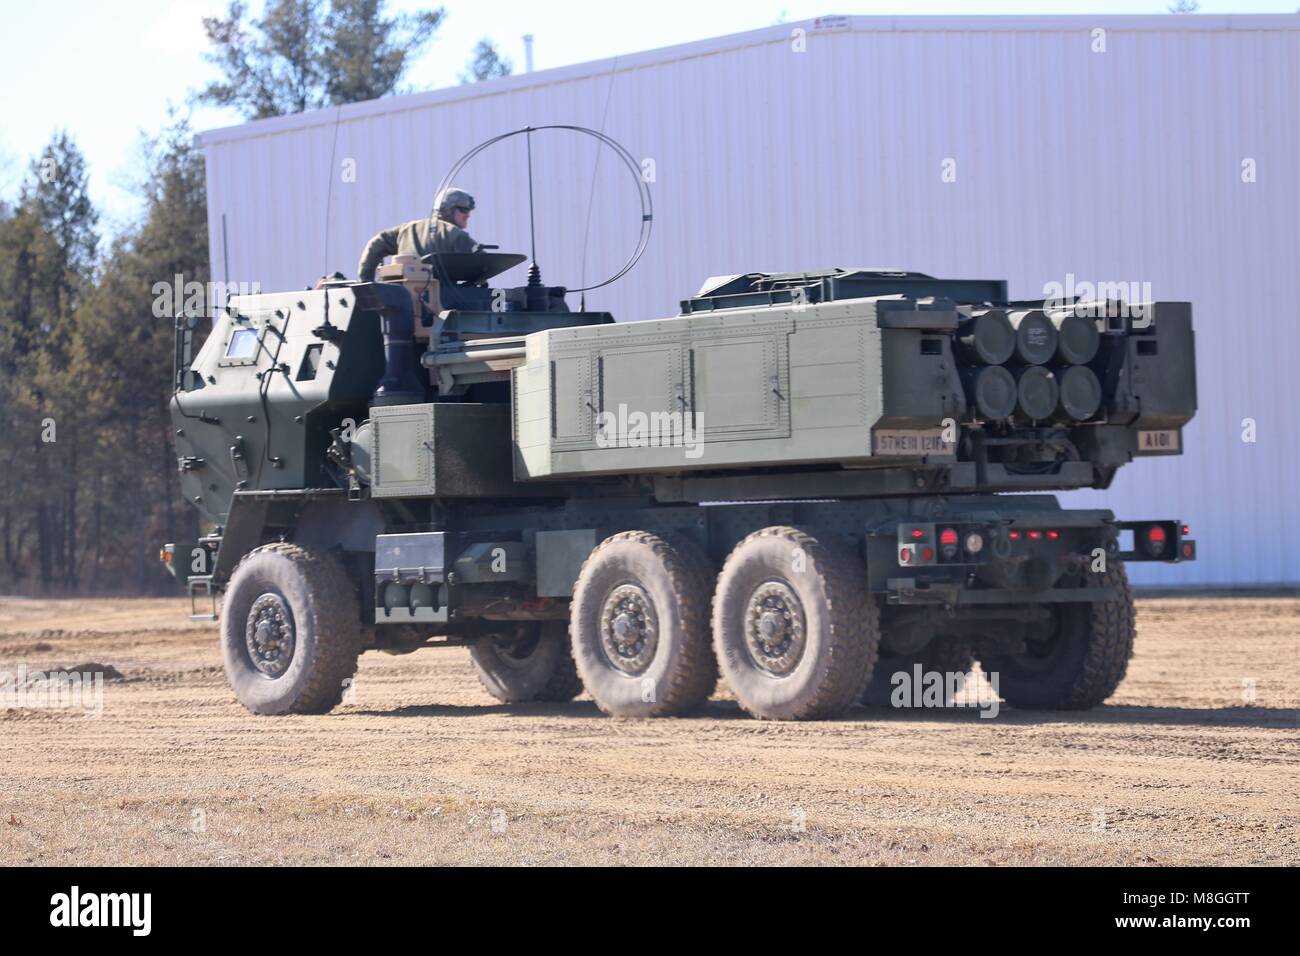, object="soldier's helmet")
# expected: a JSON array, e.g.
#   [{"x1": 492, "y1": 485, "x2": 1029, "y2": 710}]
[{"x1": 436, "y1": 187, "x2": 476, "y2": 216}]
